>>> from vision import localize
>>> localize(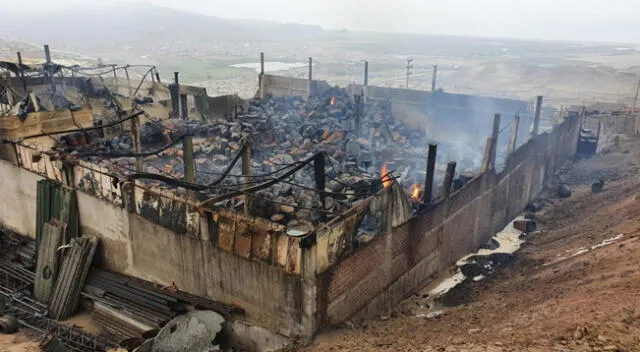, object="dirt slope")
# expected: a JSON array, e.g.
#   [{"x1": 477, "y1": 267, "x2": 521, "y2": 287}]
[{"x1": 305, "y1": 137, "x2": 640, "y2": 352}]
